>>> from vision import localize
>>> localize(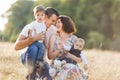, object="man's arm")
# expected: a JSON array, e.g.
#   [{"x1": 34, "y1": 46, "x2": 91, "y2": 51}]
[
  {"x1": 14, "y1": 31, "x2": 45, "y2": 50},
  {"x1": 14, "y1": 34, "x2": 35, "y2": 50}
]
